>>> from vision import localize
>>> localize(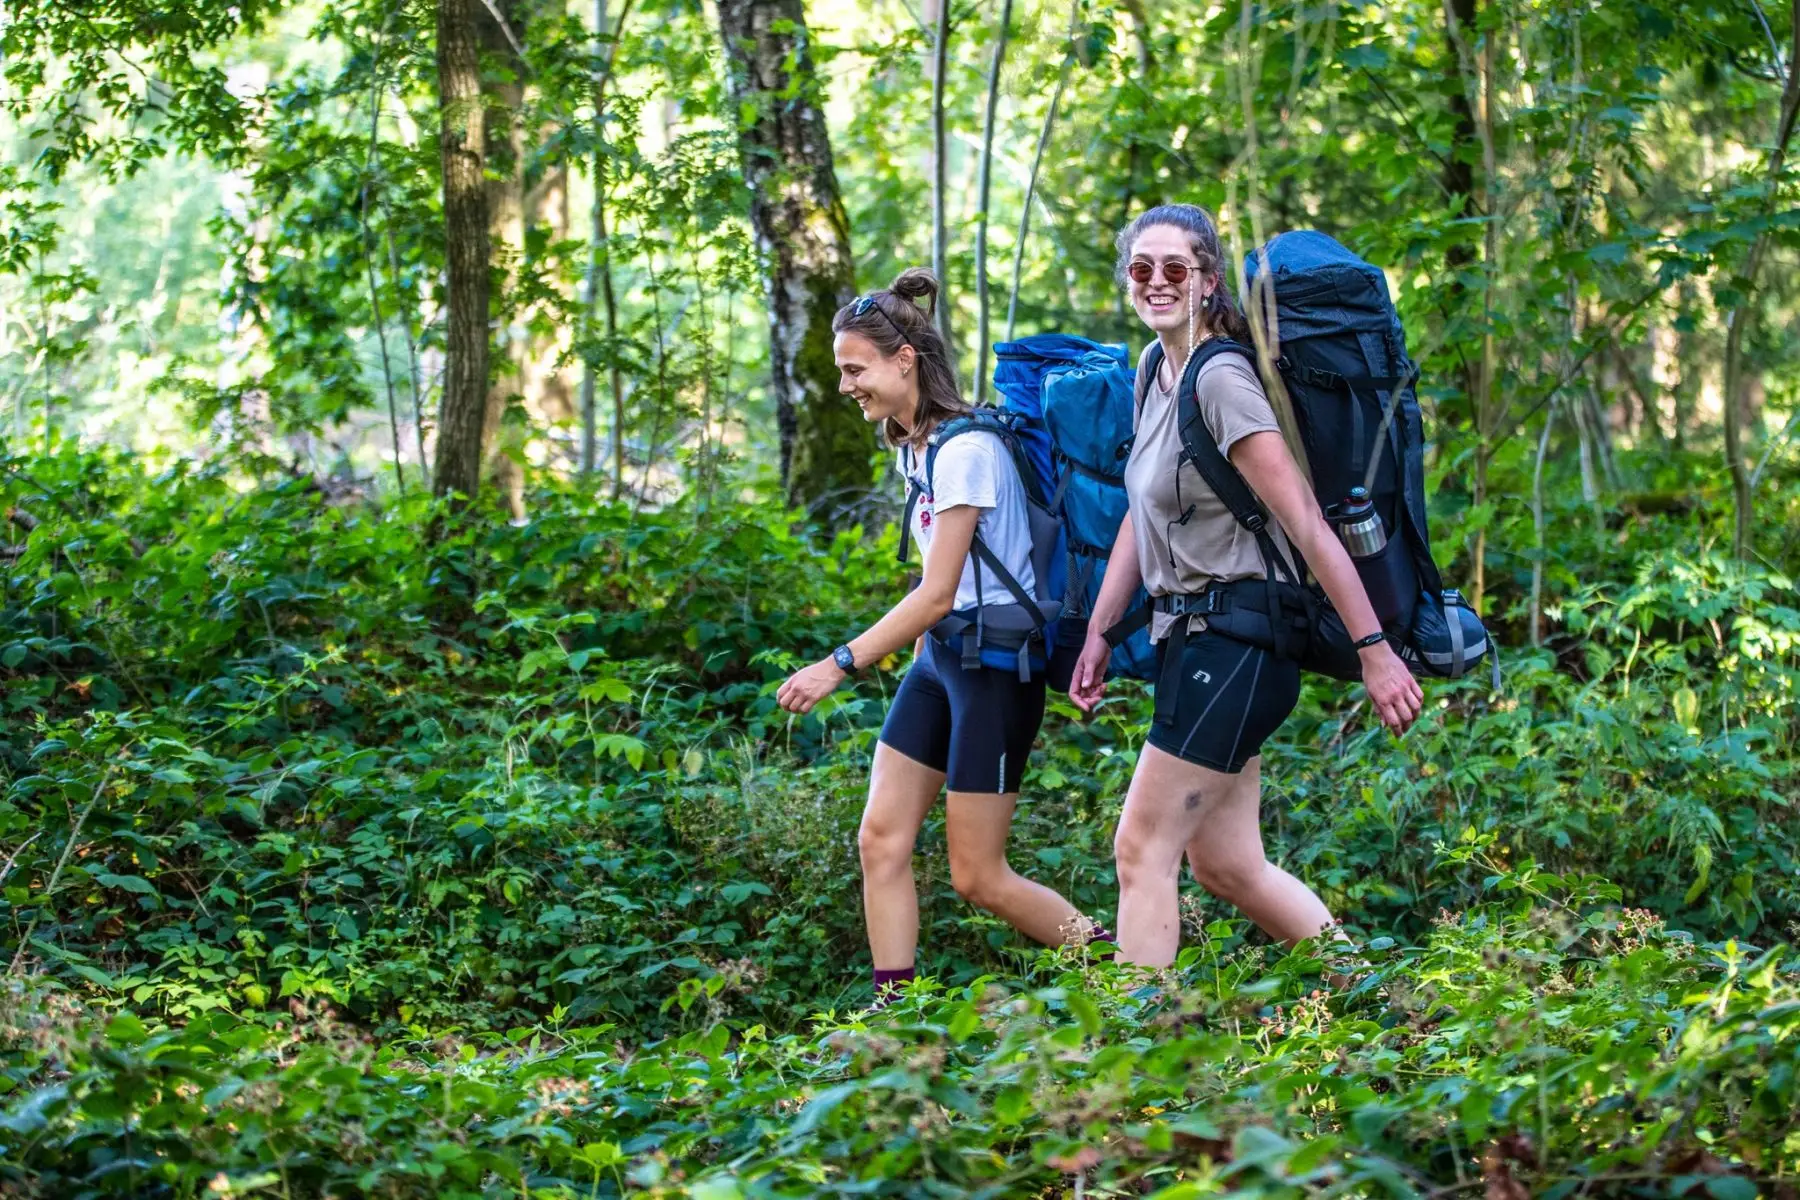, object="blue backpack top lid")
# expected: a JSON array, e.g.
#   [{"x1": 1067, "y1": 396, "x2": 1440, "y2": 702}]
[
  {"x1": 1242, "y1": 230, "x2": 1408, "y2": 364},
  {"x1": 992, "y1": 335, "x2": 1128, "y2": 411},
  {"x1": 991, "y1": 336, "x2": 1127, "y2": 504}
]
